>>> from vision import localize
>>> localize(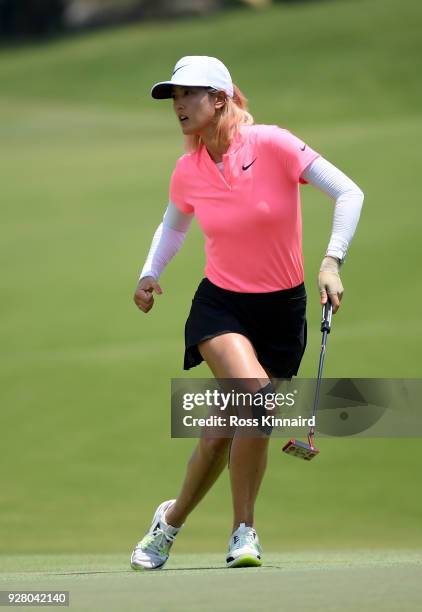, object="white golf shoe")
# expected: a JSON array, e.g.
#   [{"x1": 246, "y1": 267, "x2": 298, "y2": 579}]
[
  {"x1": 130, "y1": 499, "x2": 181, "y2": 571},
  {"x1": 226, "y1": 523, "x2": 262, "y2": 568}
]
